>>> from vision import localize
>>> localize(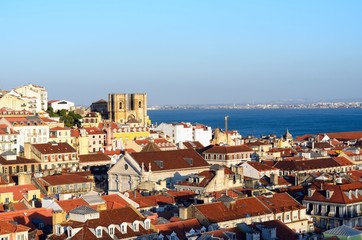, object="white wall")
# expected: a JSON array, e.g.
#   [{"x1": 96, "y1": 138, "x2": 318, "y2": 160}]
[{"x1": 51, "y1": 100, "x2": 75, "y2": 112}]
